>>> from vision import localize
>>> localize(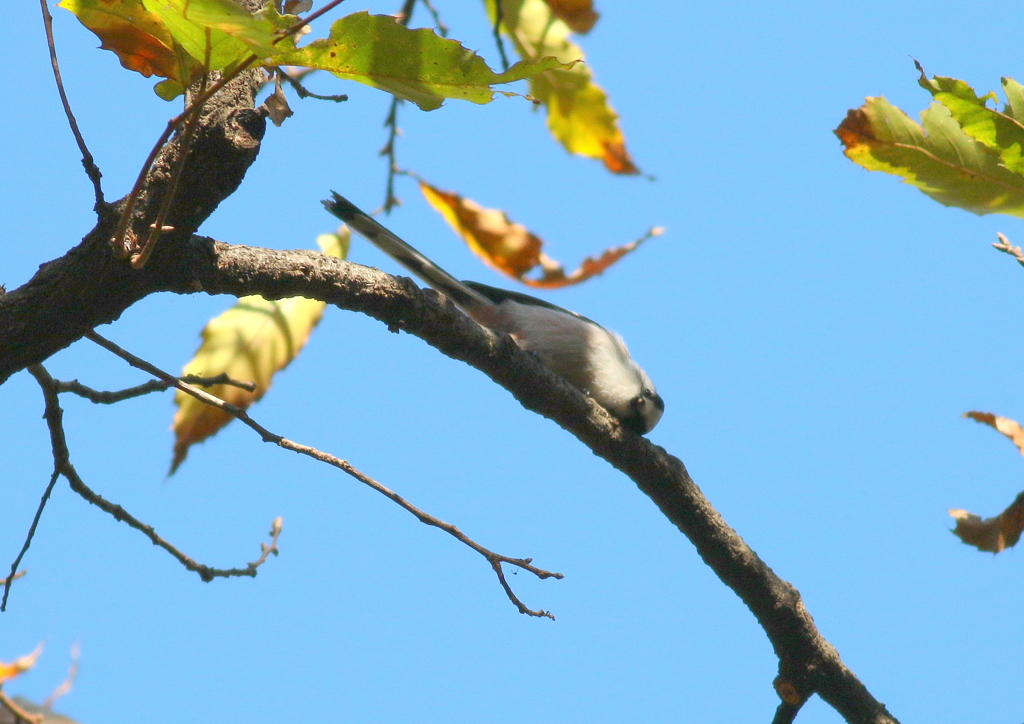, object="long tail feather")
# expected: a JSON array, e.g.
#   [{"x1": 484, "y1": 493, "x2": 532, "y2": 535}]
[{"x1": 323, "y1": 192, "x2": 494, "y2": 311}]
